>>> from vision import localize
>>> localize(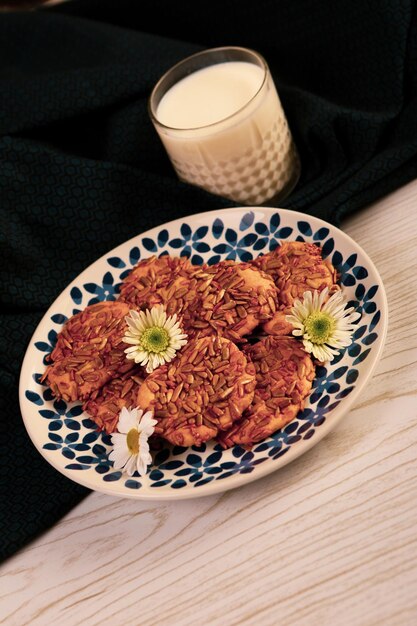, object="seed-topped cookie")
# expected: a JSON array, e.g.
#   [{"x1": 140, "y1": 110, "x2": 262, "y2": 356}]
[
  {"x1": 119, "y1": 254, "x2": 216, "y2": 338},
  {"x1": 218, "y1": 335, "x2": 315, "y2": 448},
  {"x1": 50, "y1": 300, "x2": 132, "y2": 362},
  {"x1": 118, "y1": 254, "x2": 211, "y2": 313},
  {"x1": 136, "y1": 335, "x2": 256, "y2": 447},
  {"x1": 119, "y1": 256, "x2": 278, "y2": 343},
  {"x1": 83, "y1": 367, "x2": 146, "y2": 434},
  {"x1": 42, "y1": 300, "x2": 137, "y2": 403},
  {"x1": 118, "y1": 255, "x2": 188, "y2": 309},
  {"x1": 251, "y1": 241, "x2": 339, "y2": 335},
  {"x1": 186, "y1": 260, "x2": 278, "y2": 342}
]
